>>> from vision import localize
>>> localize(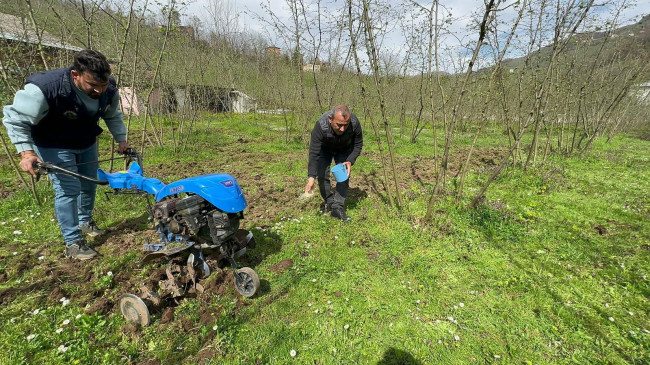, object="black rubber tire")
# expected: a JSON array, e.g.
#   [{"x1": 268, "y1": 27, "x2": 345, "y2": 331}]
[{"x1": 234, "y1": 267, "x2": 260, "y2": 298}]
